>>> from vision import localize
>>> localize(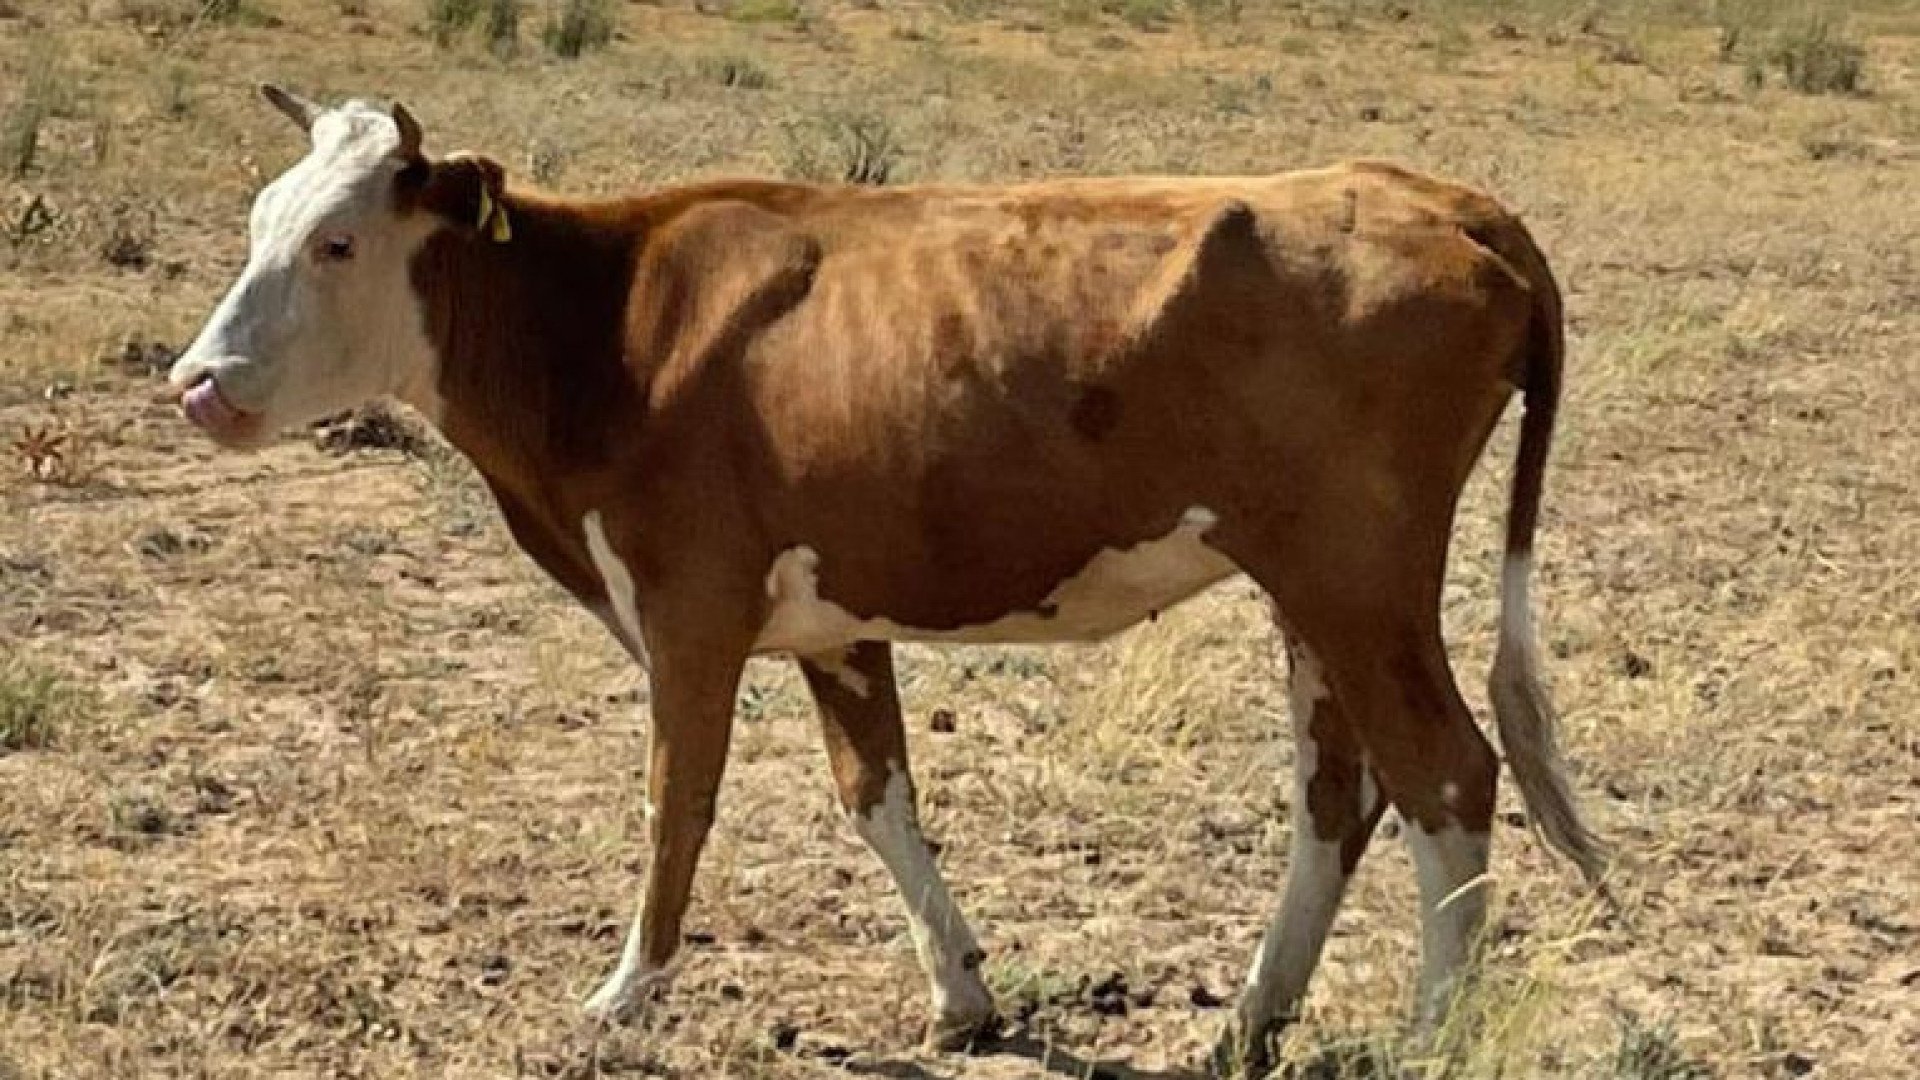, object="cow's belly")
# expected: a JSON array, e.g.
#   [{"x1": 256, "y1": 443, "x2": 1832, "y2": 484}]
[{"x1": 753, "y1": 507, "x2": 1240, "y2": 656}]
